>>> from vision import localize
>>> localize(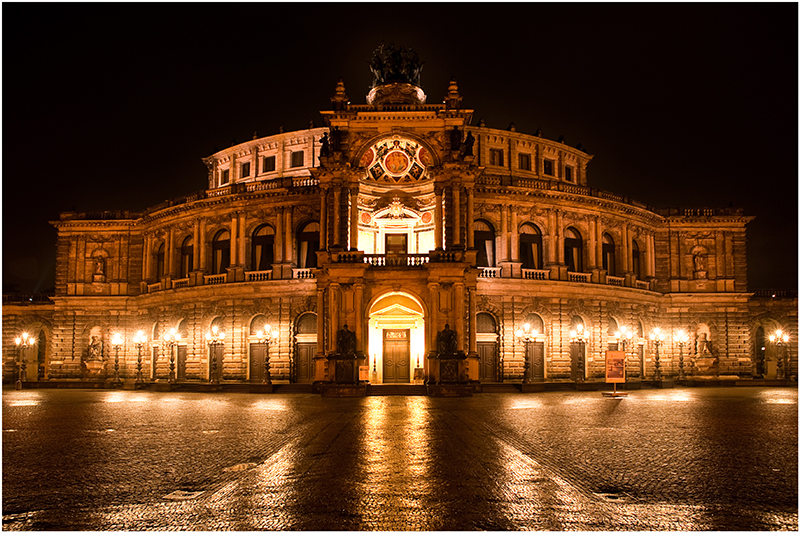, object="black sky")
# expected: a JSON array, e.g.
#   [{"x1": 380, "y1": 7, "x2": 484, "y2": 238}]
[{"x1": 3, "y1": 3, "x2": 797, "y2": 294}]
